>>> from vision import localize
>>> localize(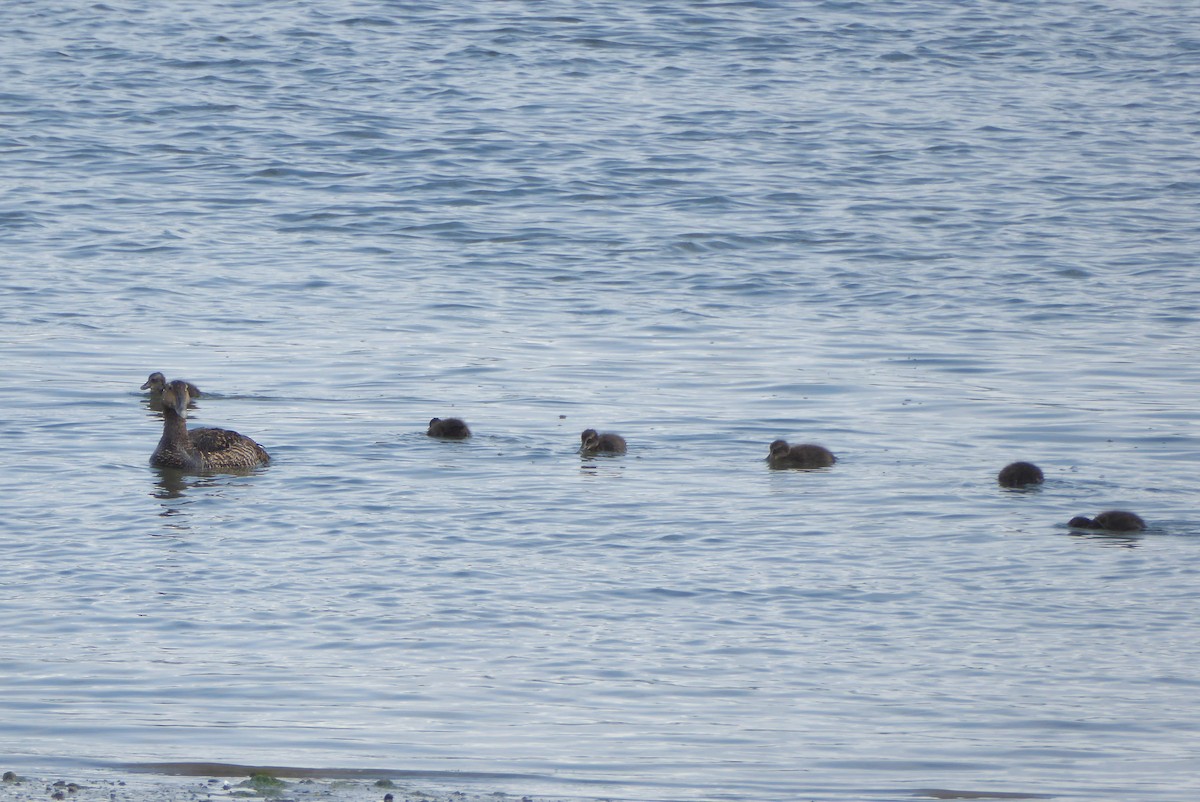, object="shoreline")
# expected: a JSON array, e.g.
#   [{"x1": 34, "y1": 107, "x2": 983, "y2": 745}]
[{"x1": 0, "y1": 764, "x2": 596, "y2": 802}]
